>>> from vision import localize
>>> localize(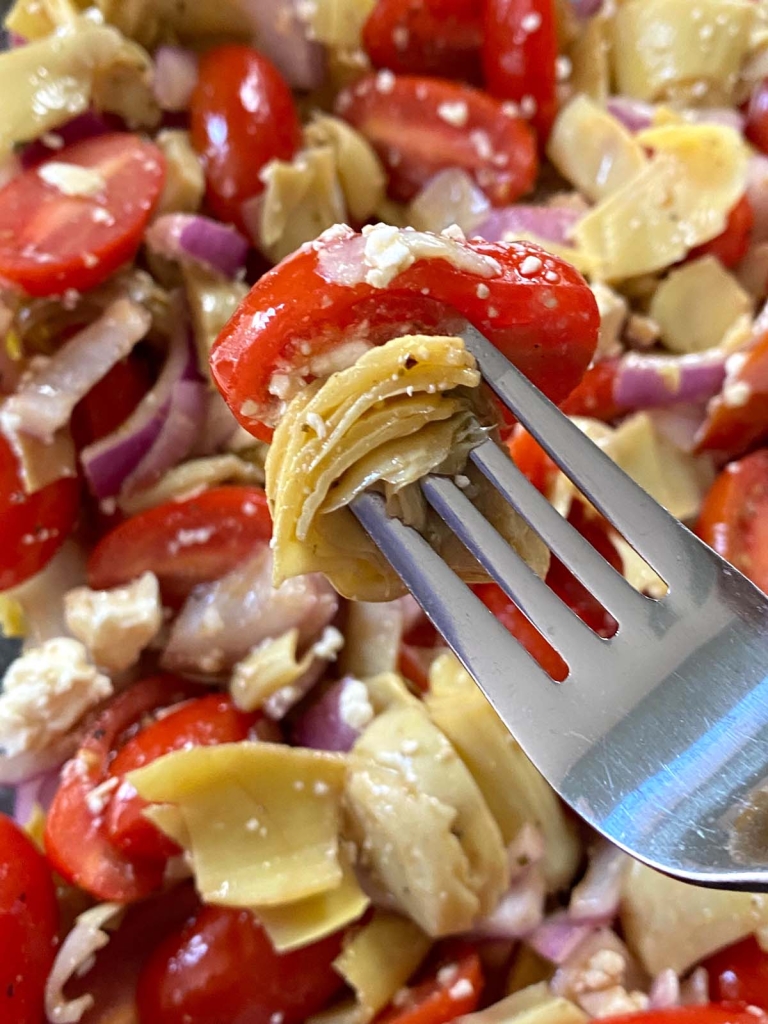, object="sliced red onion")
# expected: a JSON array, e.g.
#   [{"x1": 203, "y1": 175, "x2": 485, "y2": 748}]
[
  {"x1": 20, "y1": 111, "x2": 117, "y2": 169},
  {"x1": 81, "y1": 305, "x2": 202, "y2": 500},
  {"x1": 0, "y1": 299, "x2": 150, "y2": 445},
  {"x1": 153, "y1": 47, "x2": 199, "y2": 112},
  {"x1": 680, "y1": 967, "x2": 709, "y2": 1006},
  {"x1": 613, "y1": 350, "x2": 727, "y2": 410},
  {"x1": 13, "y1": 767, "x2": 61, "y2": 825},
  {"x1": 469, "y1": 866, "x2": 545, "y2": 940},
  {"x1": 292, "y1": 677, "x2": 370, "y2": 752},
  {"x1": 570, "y1": 0, "x2": 604, "y2": 17},
  {"x1": 476, "y1": 205, "x2": 581, "y2": 246},
  {"x1": 528, "y1": 912, "x2": 598, "y2": 965},
  {"x1": 192, "y1": 389, "x2": 242, "y2": 455},
  {"x1": 410, "y1": 169, "x2": 491, "y2": 235},
  {"x1": 244, "y1": 0, "x2": 326, "y2": 91},
  {"x1": 607, "y1": 97, "x2": 654, "y2": 133},
  {"x1": 146, "y1": 214, "x2": 249, "y2": 279},
  {"x1": 650, "y1": 969, "x2": 681, "y2": 1009},
  {"x1": 647, "y1": 404, "x2": 708, "y2": 454},
  {"x1": 568, "y1": 842, "x2": 628, "y2": 922}
]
